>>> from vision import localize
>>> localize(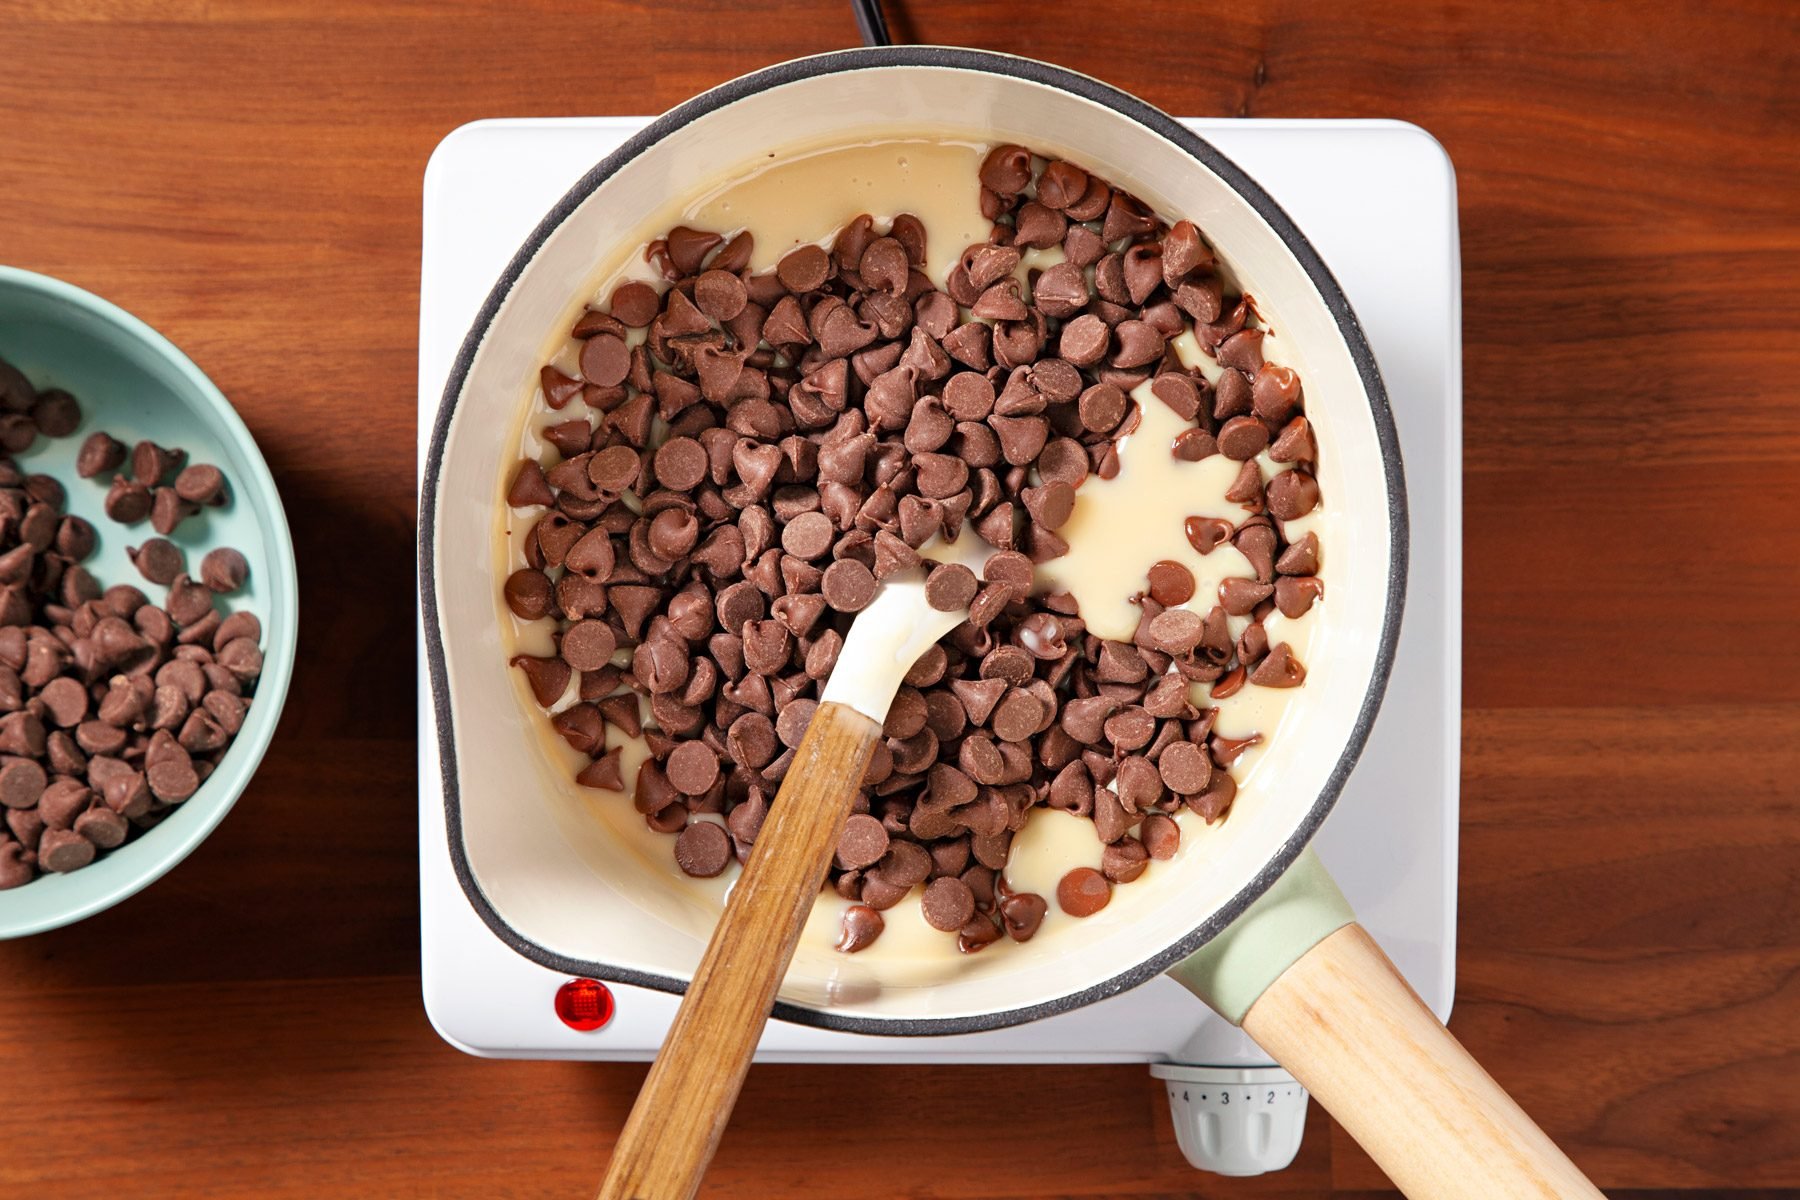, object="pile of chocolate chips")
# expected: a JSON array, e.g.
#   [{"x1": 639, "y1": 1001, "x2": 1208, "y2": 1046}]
[
  {"x1": 0, "y1": 355, "x2": 263, "y2": 889},
  {"x1": 504, "y1": 144, "x2": 1321, "y2": 954}
]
